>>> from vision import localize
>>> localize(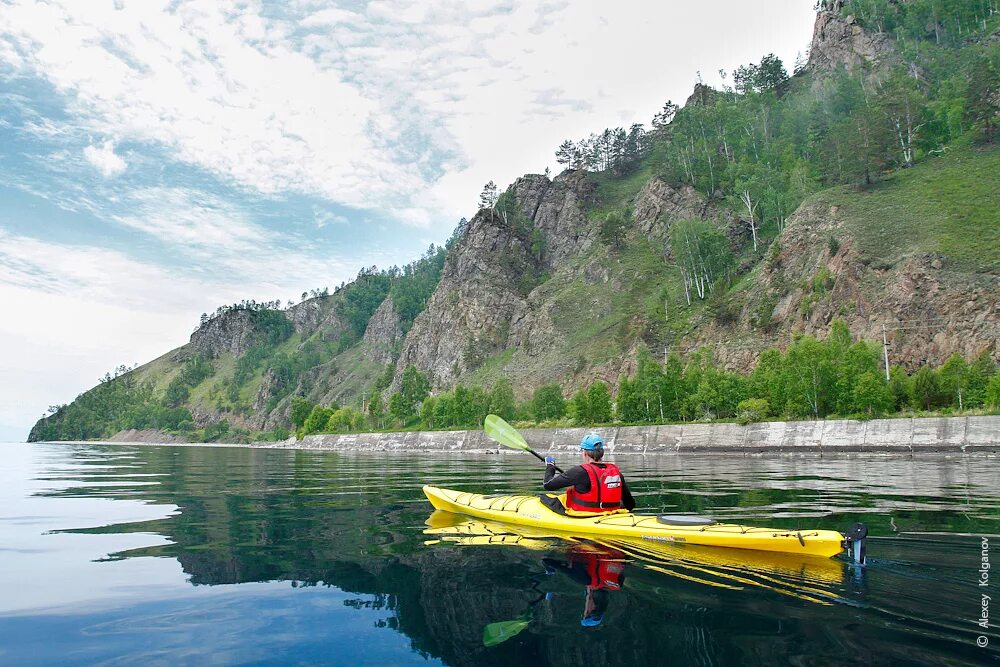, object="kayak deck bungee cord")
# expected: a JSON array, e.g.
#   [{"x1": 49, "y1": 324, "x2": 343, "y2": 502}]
[{"x1": 423, "y1": 485, "x2": 867, "y2": 560}]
